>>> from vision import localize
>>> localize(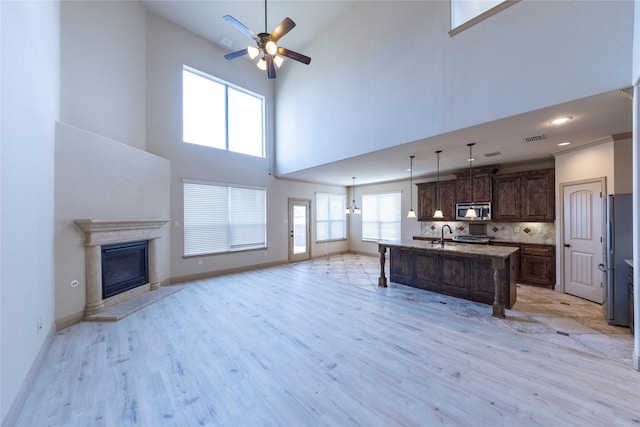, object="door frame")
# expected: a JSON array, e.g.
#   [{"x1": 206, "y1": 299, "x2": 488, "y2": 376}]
[
  {"x1": 558, "y1": 177, "x2": 606, "y2": 296},
  {"x1": 288, "y1": 198, "x2": 311, "y2": 262}
]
